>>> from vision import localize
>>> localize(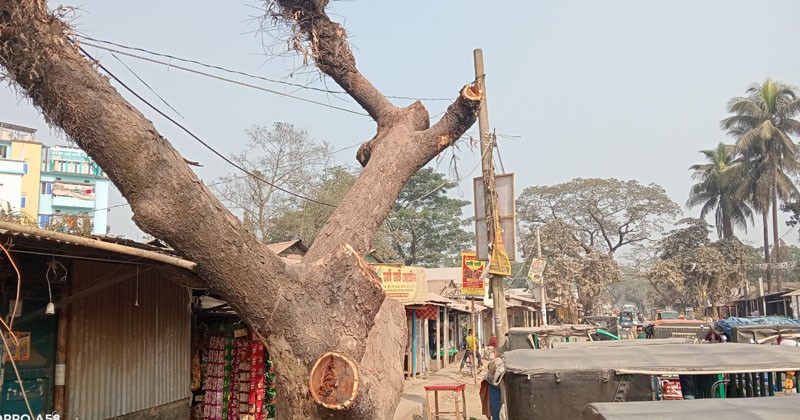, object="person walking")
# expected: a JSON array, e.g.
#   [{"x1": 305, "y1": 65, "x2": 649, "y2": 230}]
[{"x1": 458, "y1": 328, "x2": 481, "y2": 373}]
